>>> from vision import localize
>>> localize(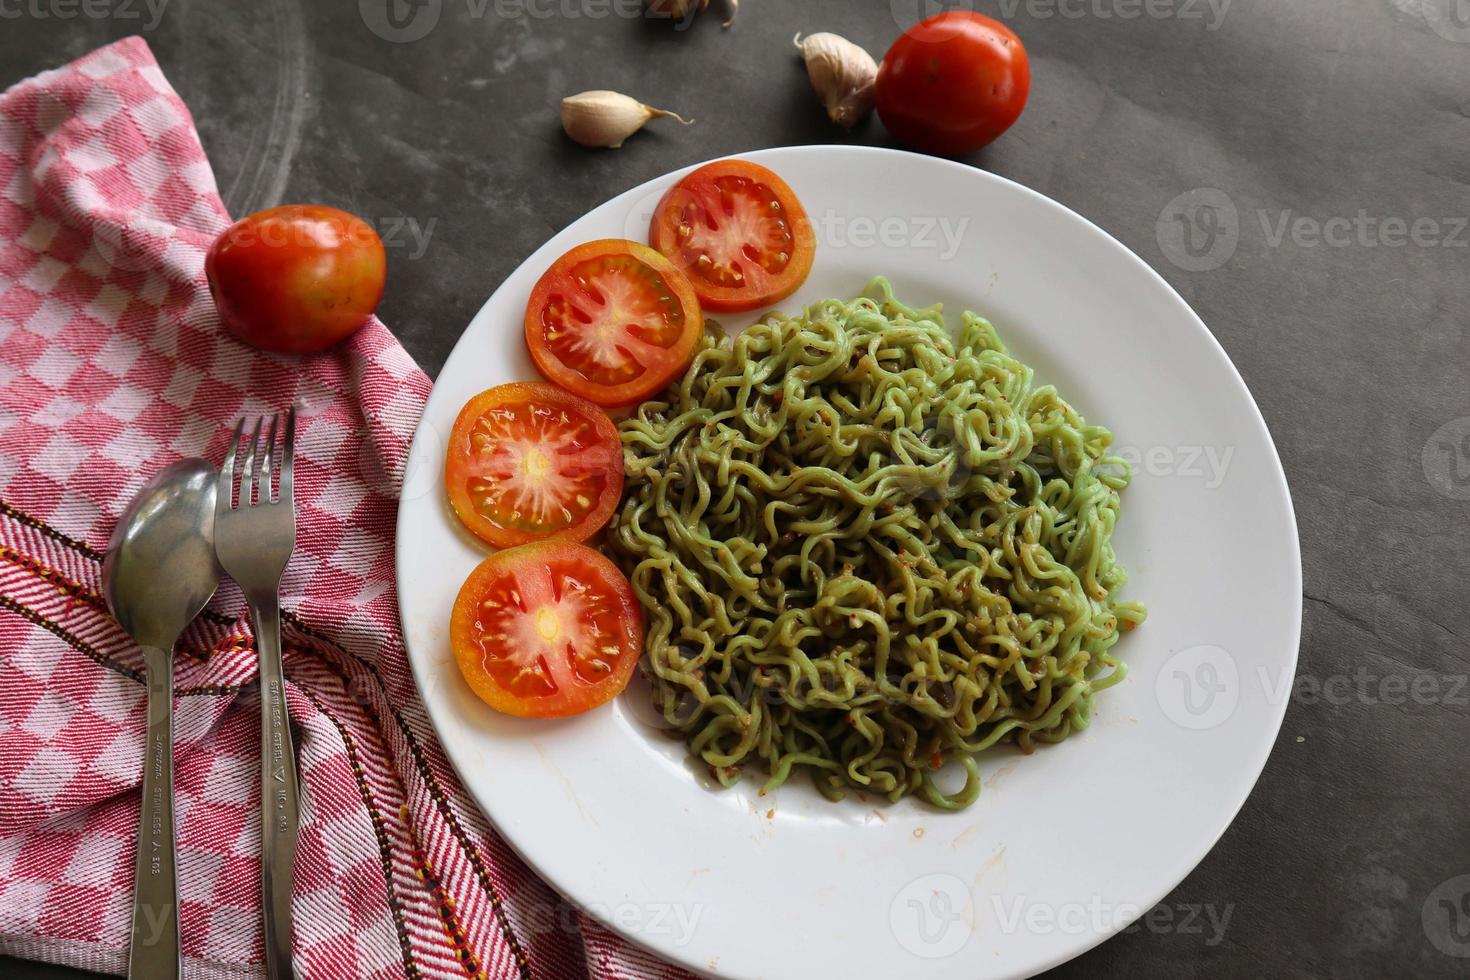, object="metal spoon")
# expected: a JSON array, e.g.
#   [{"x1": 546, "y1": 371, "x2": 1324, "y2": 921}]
[{"x1": 103, "y1": 459, "x2": 221, "y2": 980}]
